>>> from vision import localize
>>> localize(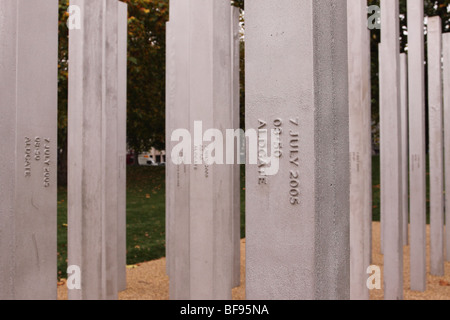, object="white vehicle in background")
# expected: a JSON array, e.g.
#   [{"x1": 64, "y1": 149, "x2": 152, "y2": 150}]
[
  {"x1": 138, "y1": 152, "x2": 157, "y2": 166},
  {"x1": 133, "y1": 148, "x2": 166, "y2": 166}
]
